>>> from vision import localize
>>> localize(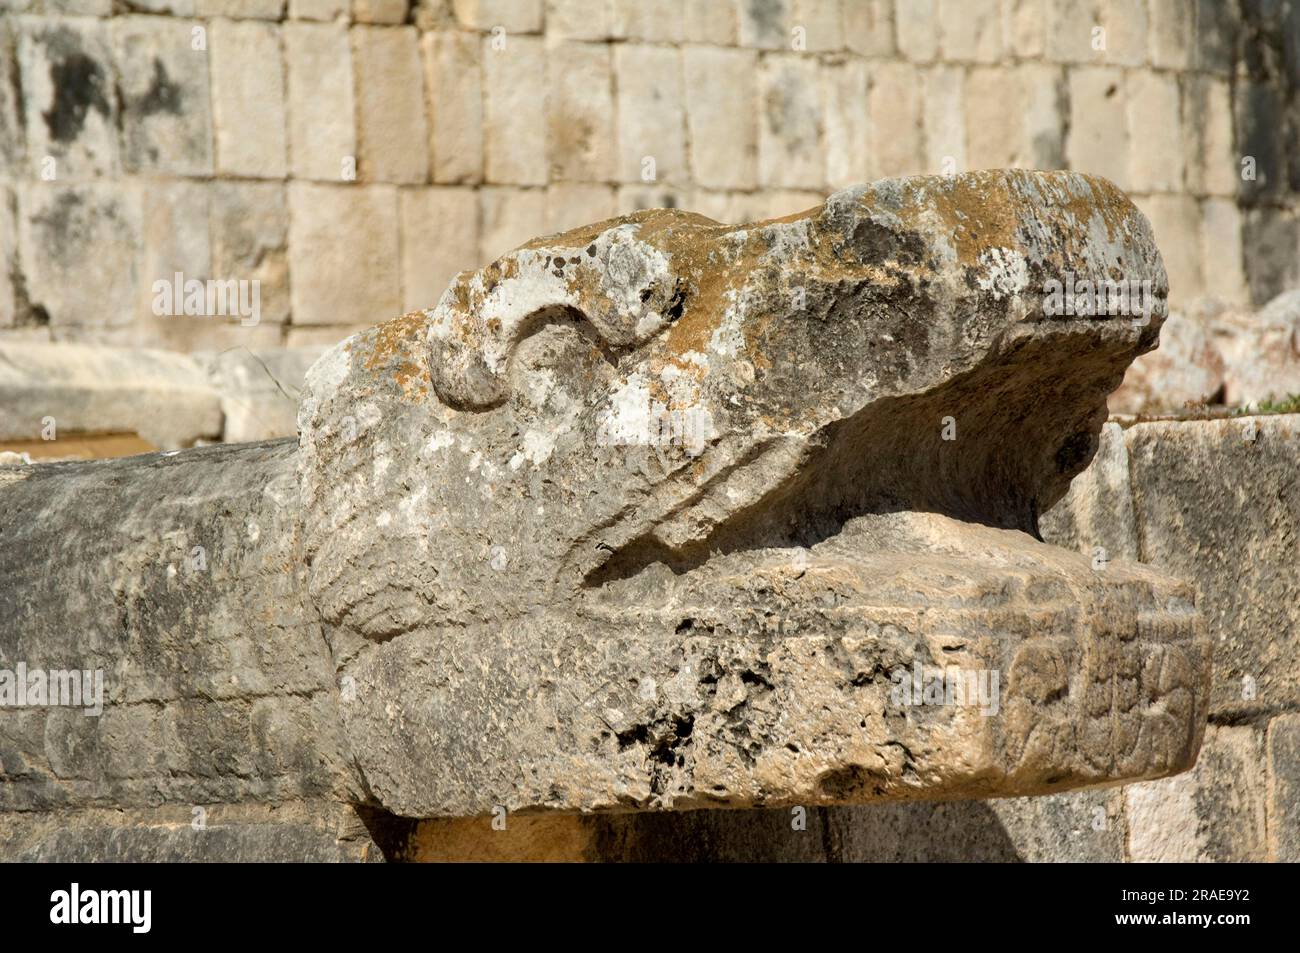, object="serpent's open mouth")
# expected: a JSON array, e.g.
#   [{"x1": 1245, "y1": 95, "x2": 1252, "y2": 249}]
[{"x1": 577, "y1": 320, "x2": 1139, "y2": 593}]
